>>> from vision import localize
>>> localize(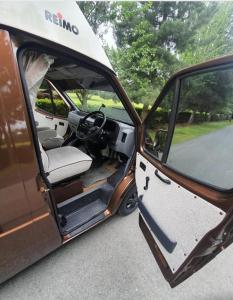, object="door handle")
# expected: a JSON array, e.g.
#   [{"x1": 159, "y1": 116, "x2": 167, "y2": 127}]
[
  {"x1": 144, "y1": 176, "x2": 150, "y2": 190},
  {"x1": 155, "y1": 170, "x2": 171, "y2": 185},
  {"x1": 140, "y1": 161, "x2": 146, "y2": 171},
  {"x1": 45, "y1": 115, "x2": 53, "y2": 120}
]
